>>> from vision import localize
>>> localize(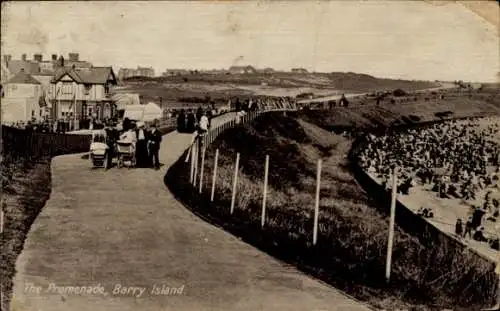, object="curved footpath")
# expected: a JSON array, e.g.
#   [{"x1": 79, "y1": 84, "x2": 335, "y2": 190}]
[{"x1": 11, "y1": 113, "x2": 371, "y2": 311}]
